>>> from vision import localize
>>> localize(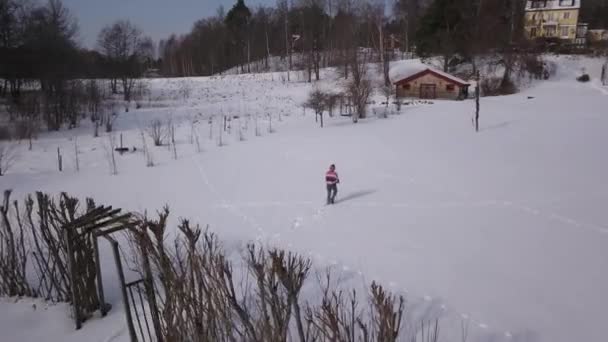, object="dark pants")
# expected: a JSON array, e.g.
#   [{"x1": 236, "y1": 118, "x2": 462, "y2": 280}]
[{"x1": 326, "y1": 184, "x2": 338, "y2": 204}]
